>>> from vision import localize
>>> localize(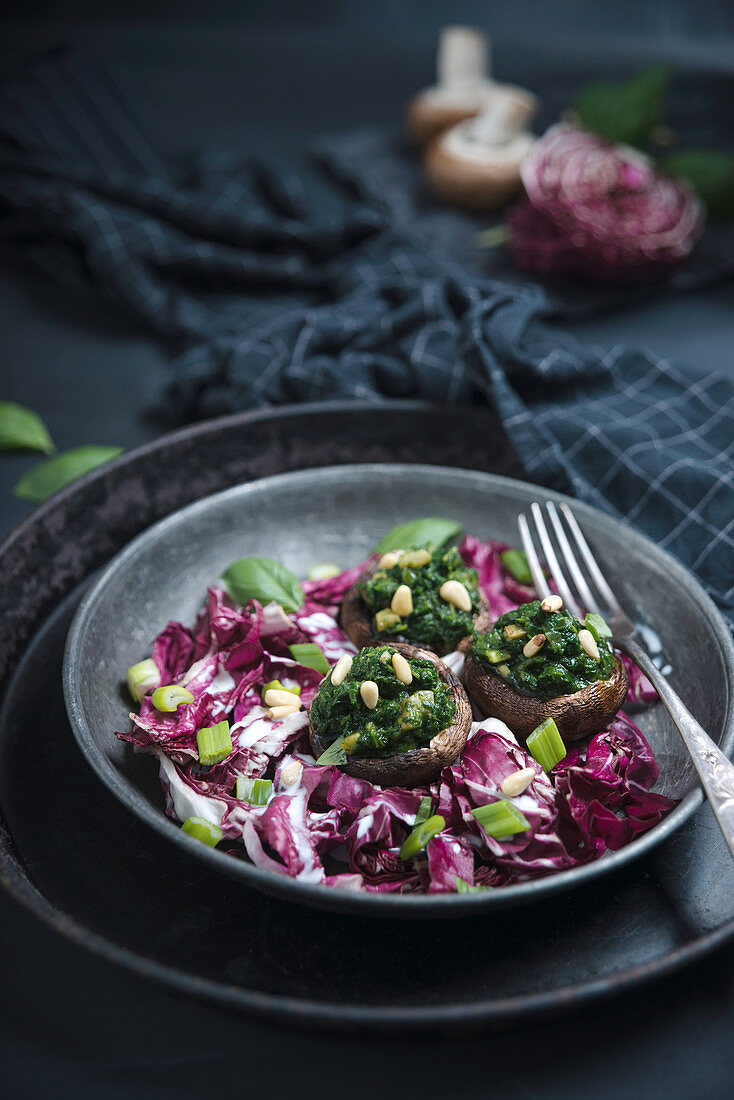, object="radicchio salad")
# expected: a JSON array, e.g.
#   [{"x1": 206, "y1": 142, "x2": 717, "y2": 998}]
[{"x1": 118, "y1": 519, "x2": 676, "y2": 894}]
